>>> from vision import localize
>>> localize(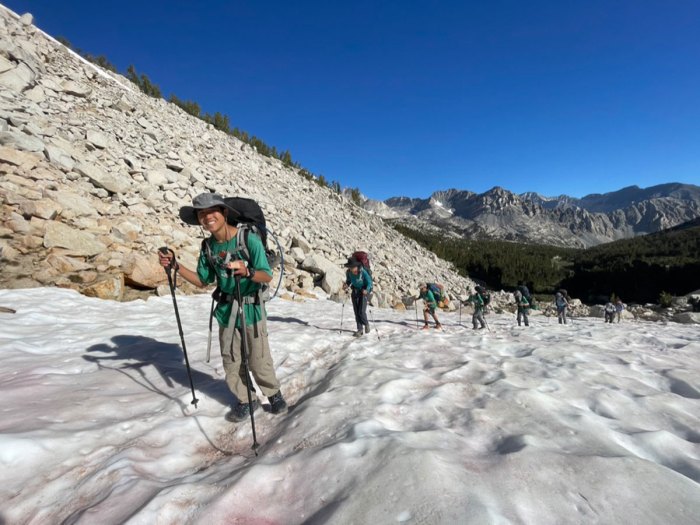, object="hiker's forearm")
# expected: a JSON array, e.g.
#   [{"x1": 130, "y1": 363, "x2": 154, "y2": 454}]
[{"x1": 175, "y1": 265, "x2": 206, "y2": 288}]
